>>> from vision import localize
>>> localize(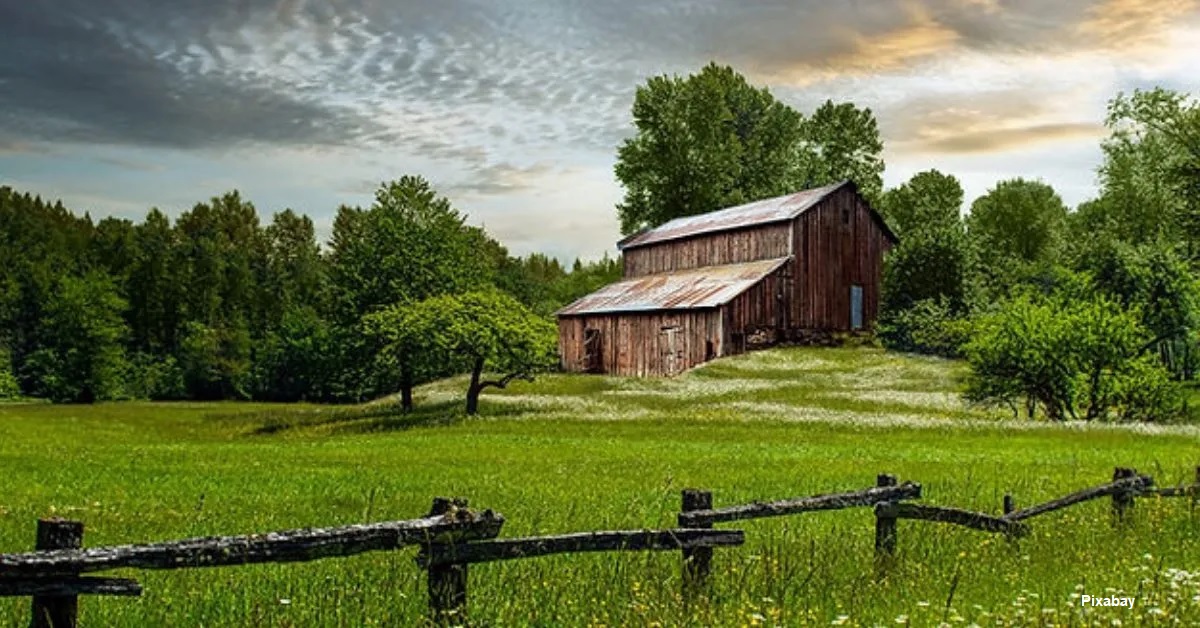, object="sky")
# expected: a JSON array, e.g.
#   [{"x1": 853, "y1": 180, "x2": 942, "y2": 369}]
[{"x1": 2, "y1": 0, "x2": 1199, "y2": 262}]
